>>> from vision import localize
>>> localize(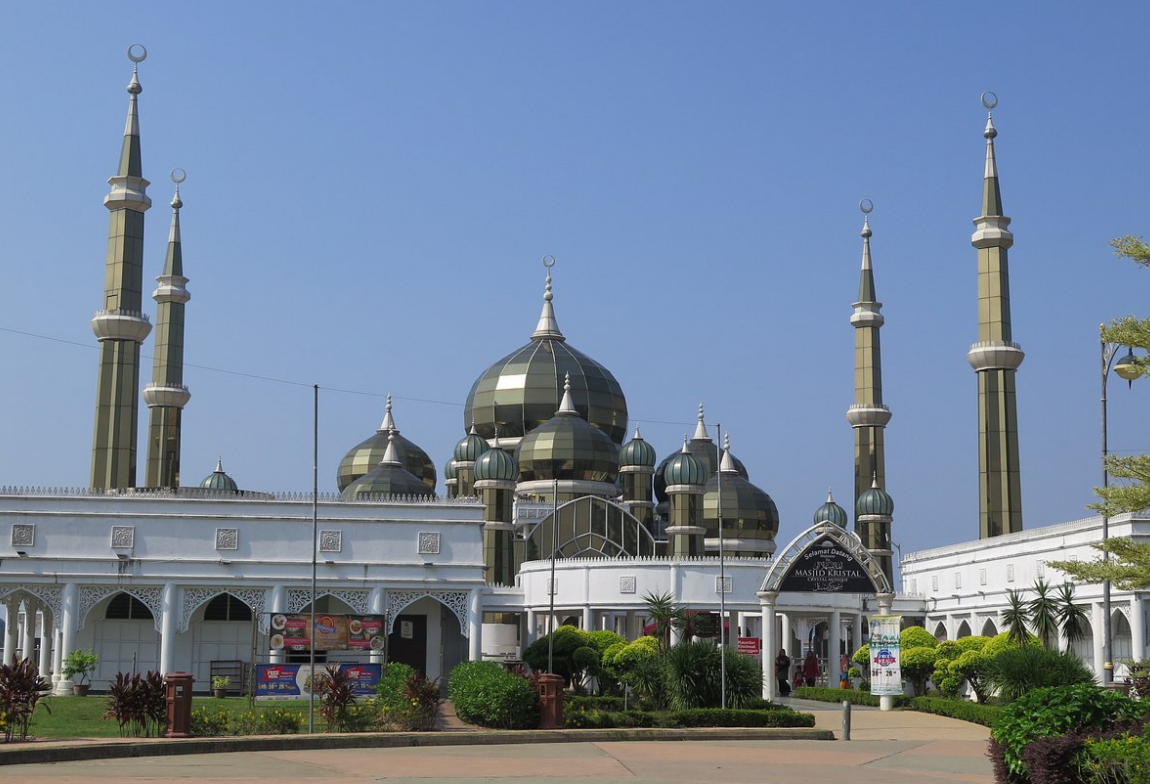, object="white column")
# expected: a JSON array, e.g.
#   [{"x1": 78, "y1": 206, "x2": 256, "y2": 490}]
[
  {"x1": 55, "y1": 583, "x2": 78, "y2": 695},
  {"x1": 467, "y1": 589, "x2": 483, "y2": 661},
  {"x1": 853, "y1": 611, "x2": 864, "y2": 659},
  {"x1": 625, "y1": 610, "x2": 636, "y2": 640},
  {"x1": 269, "y1": 584, "x2": 287, "y2": 665},
  {"x1": 1092, "y1": 601, "x2": 1106, "y2": 682},
  {"x1": 759, "y1": 592, "x2": 777, "y2": 701},
  {"x1": 37, "y1": 610, "x2": 51, "y2": 678},
  {"x1": 21, "y1": 602, "x2": 36, "y2": 664},
  {"x1": 1132, "y1": 596, "x2": 1146, "y2": 664},
  {"x1": 669, "y1": 623, "x2": 683, "y2": 648},
  {"x1": 582, "y1": 605, "x2": 593, "y2": 631},
  {"x1": 828, "y1": 609, "x2": 842, "y2": 686},
  {"x1": 780, "y1": 612, "x2": 791, "y2": 656},
  {"x1": 2, "y1": 599, "x2": 19, "y2": 666},
  {"x1": 158, "y1": 583, "x2": 178, "y2": 675},
  {"x1": 525, "y1": 610, "x2": 537, "y2": 646},
  {"x1": 876, "y1": 592, "x2": 894, "y2": 711}
]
